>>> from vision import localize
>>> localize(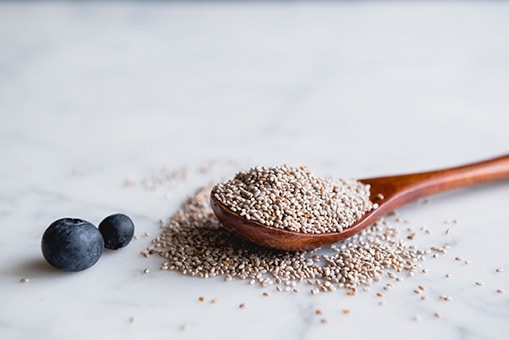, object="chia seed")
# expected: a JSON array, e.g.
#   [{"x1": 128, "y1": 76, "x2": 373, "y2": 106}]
[
  {"x1": 144, "y1": 184, "x2": 427, "y2": 293},
  {"x1": 212, "y1": 165, "x2": 373, "y2": 234}
]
